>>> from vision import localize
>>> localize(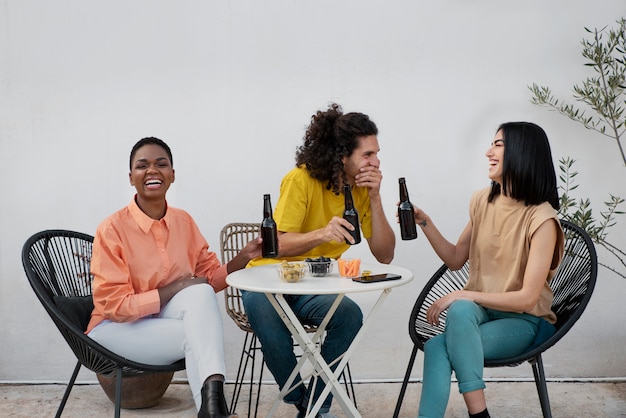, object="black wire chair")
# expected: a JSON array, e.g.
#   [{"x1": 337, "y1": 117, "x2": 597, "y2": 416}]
[
  {"x1": 22, "y1": 230, "x2": 185, "y2": 418},
  {"x1": 393, "y1": 220, "x2": 598, "y2": 418}
]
